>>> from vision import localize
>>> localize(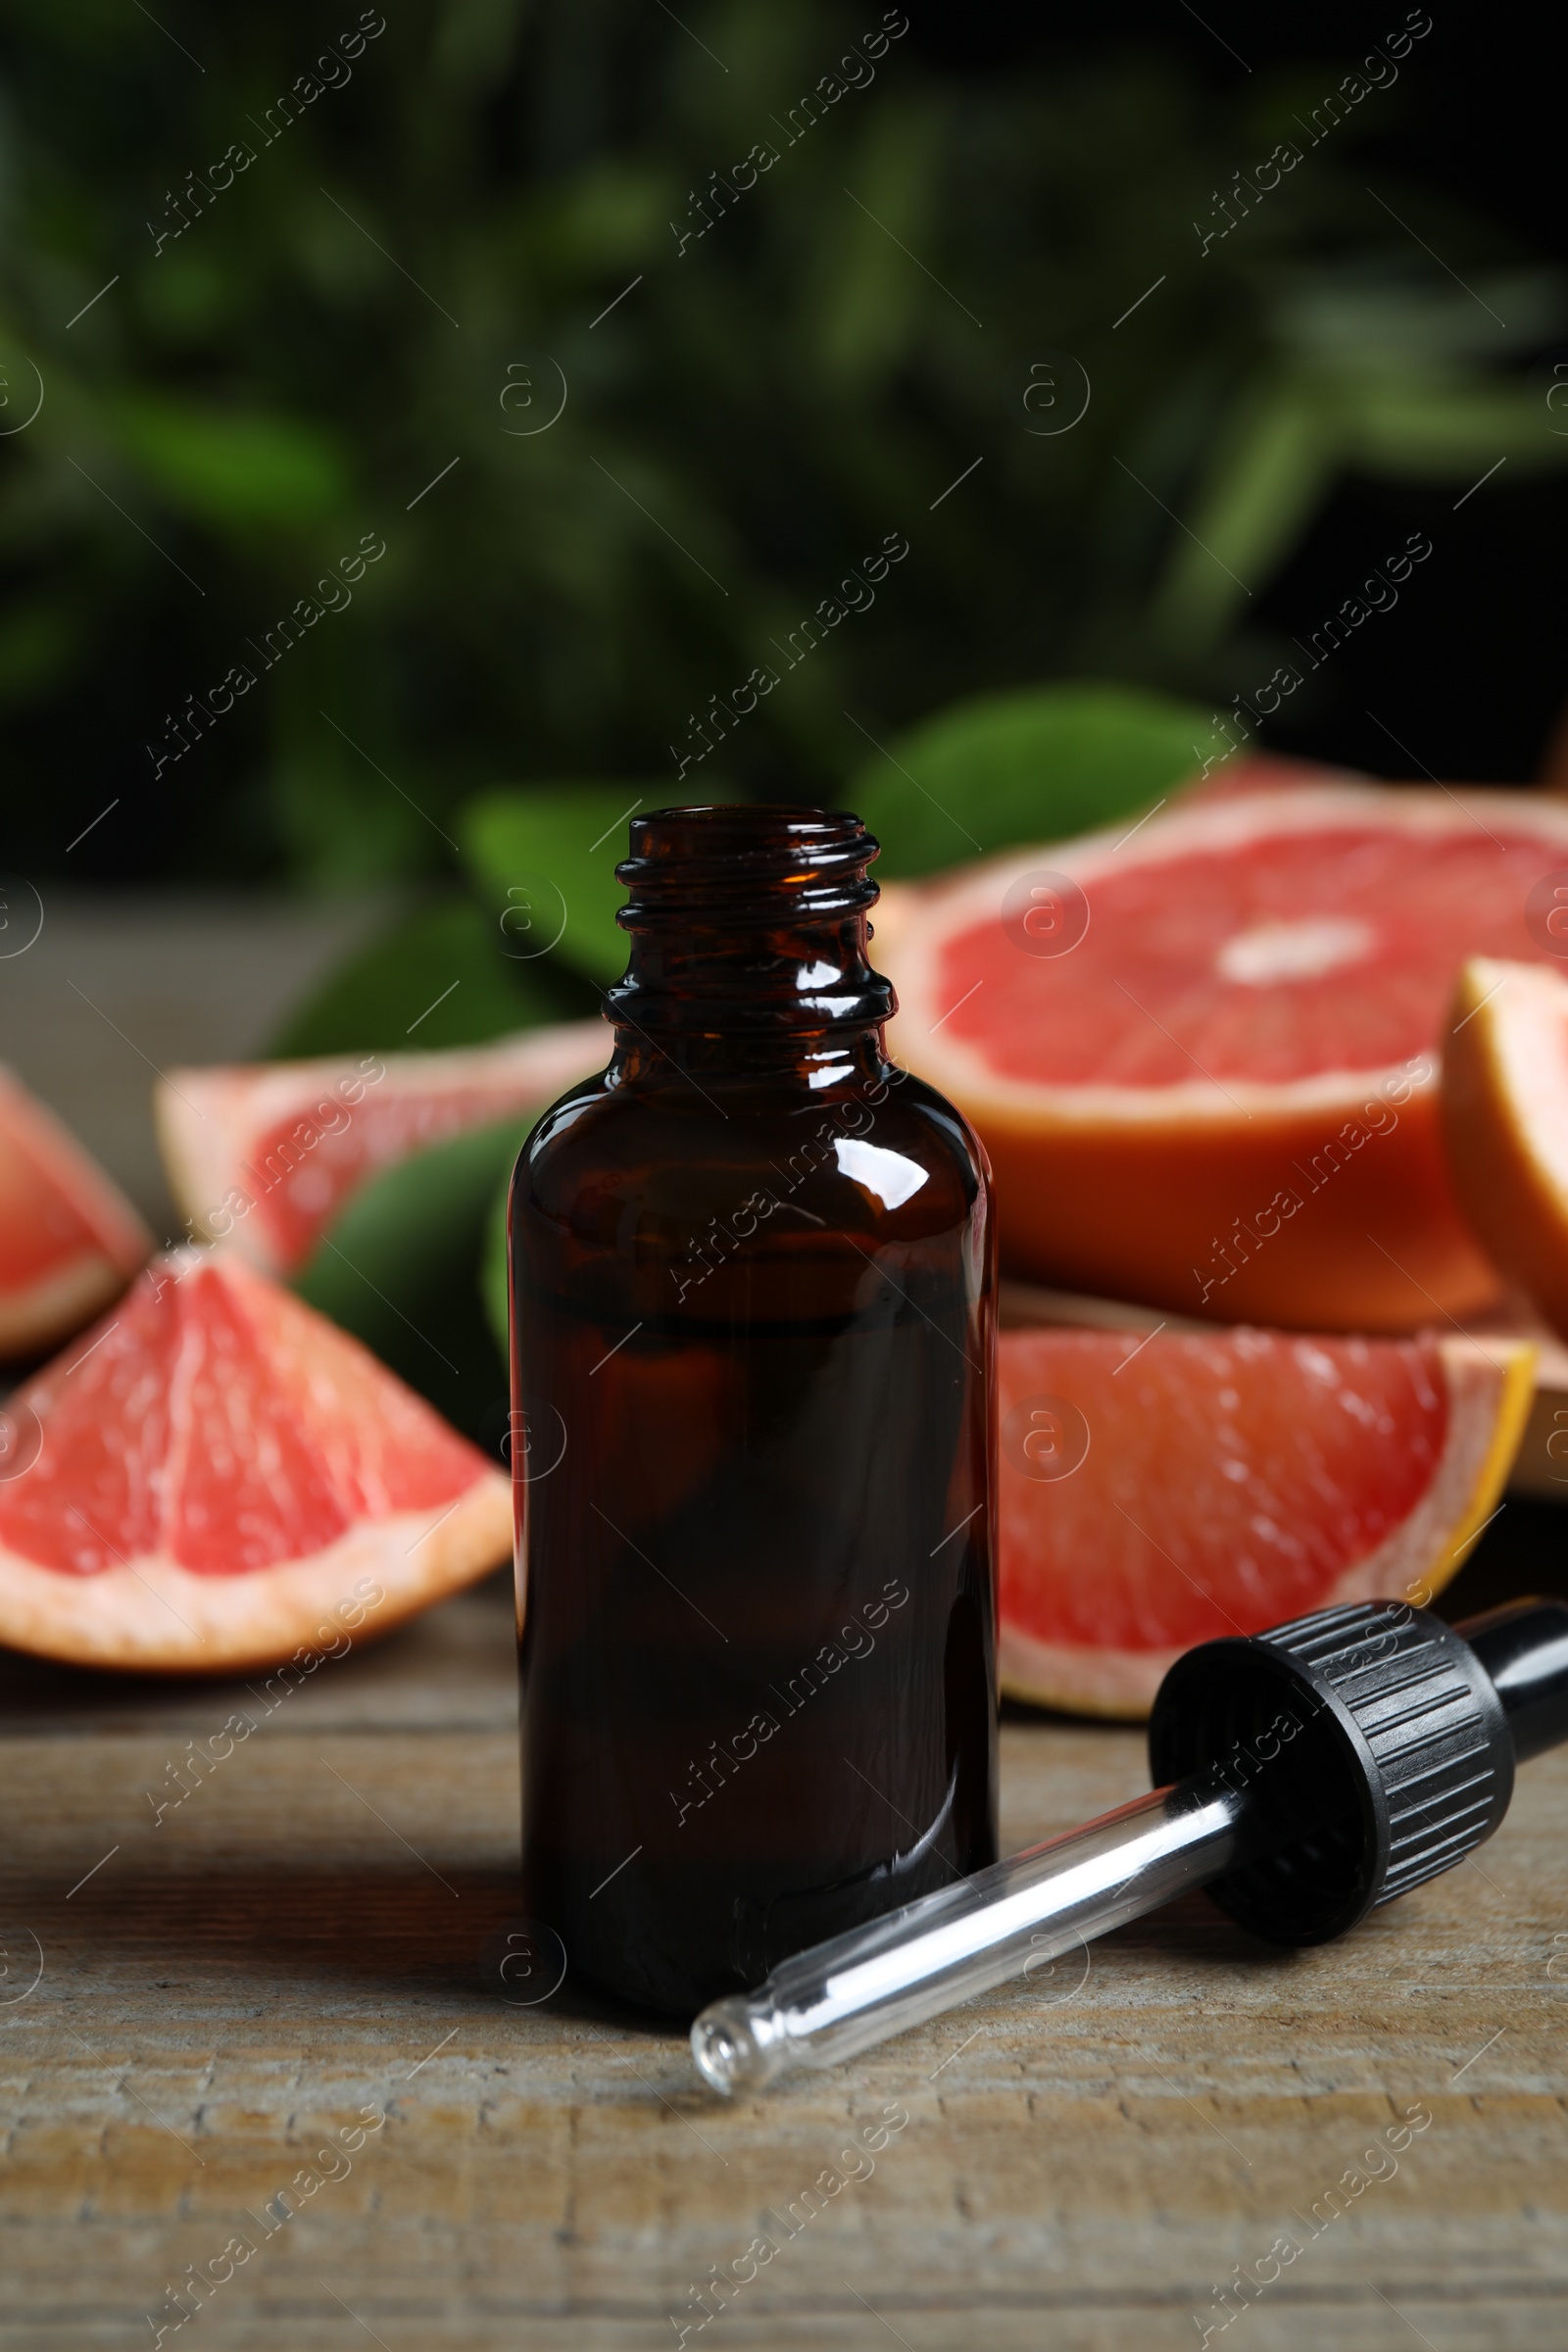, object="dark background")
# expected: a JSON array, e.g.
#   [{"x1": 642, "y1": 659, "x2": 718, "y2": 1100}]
[
  {"x1": 920, "y1": 0, "x2": 1568, "y2": 785},
  {"x1": 2, "y1": 0, "x2": 1565, "y2": 902}
]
